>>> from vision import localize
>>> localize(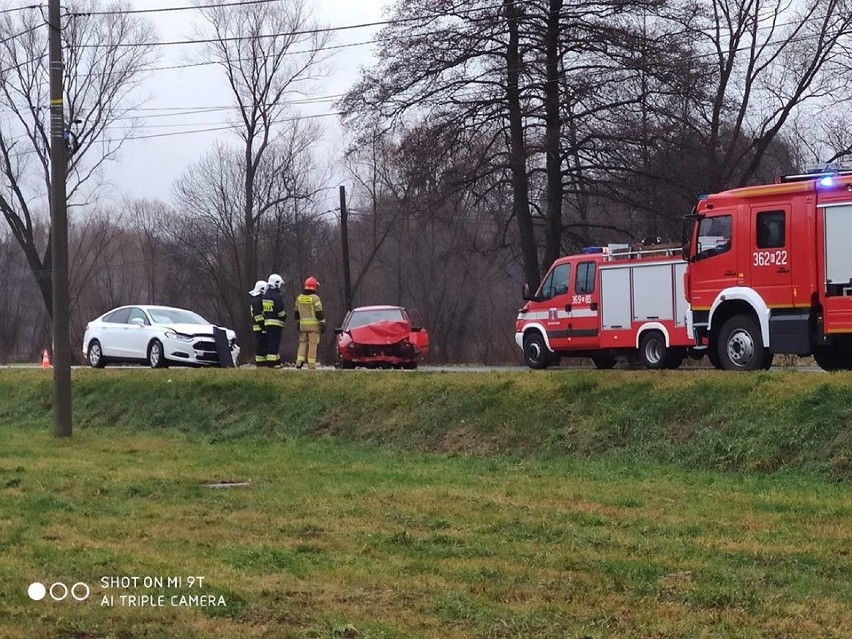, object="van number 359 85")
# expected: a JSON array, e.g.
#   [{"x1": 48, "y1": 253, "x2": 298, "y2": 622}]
[{"x1": 753, "y1": 250, "x2": 788, "y2": 267}]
